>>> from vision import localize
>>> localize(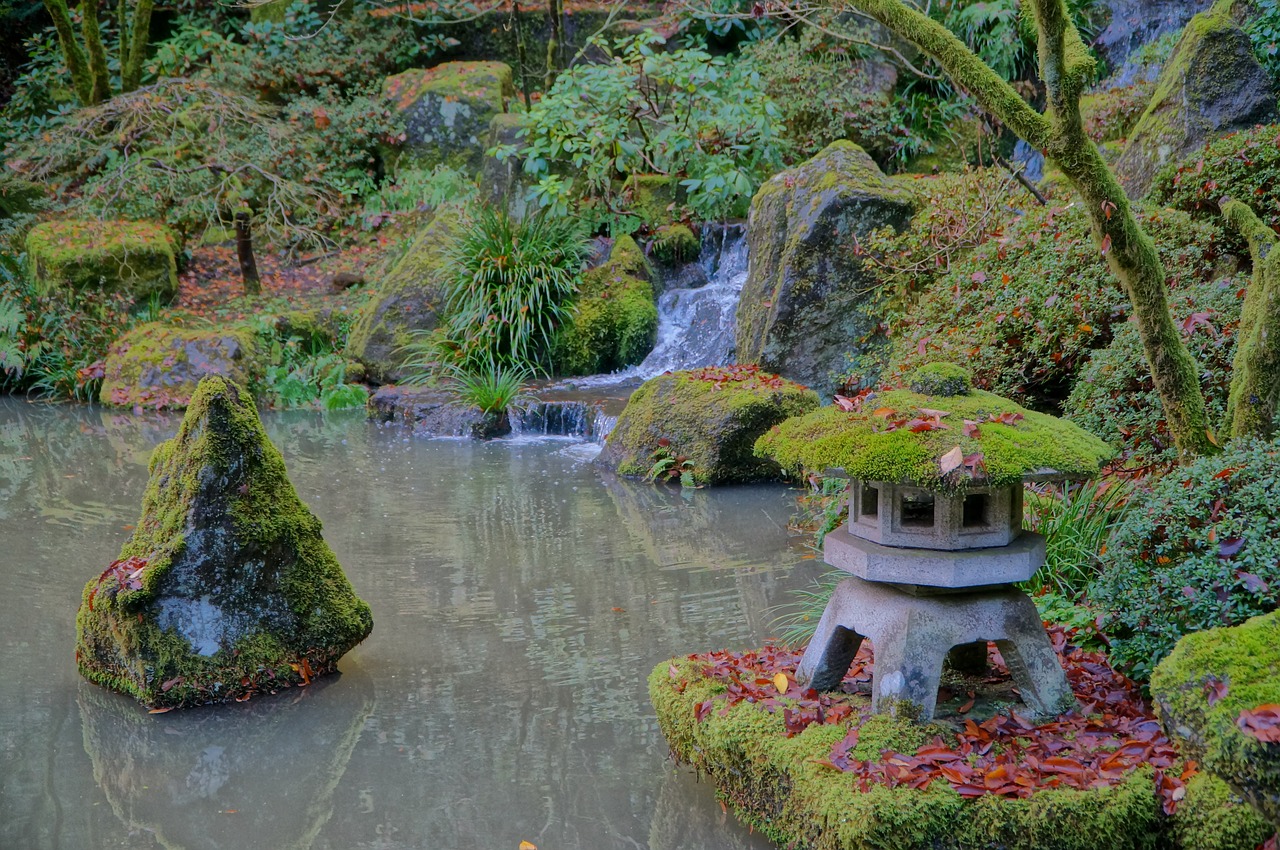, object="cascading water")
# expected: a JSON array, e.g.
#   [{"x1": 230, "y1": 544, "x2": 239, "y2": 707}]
[{"x1": 563, "y1": 223, "x2": 750, "y2": 388}]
